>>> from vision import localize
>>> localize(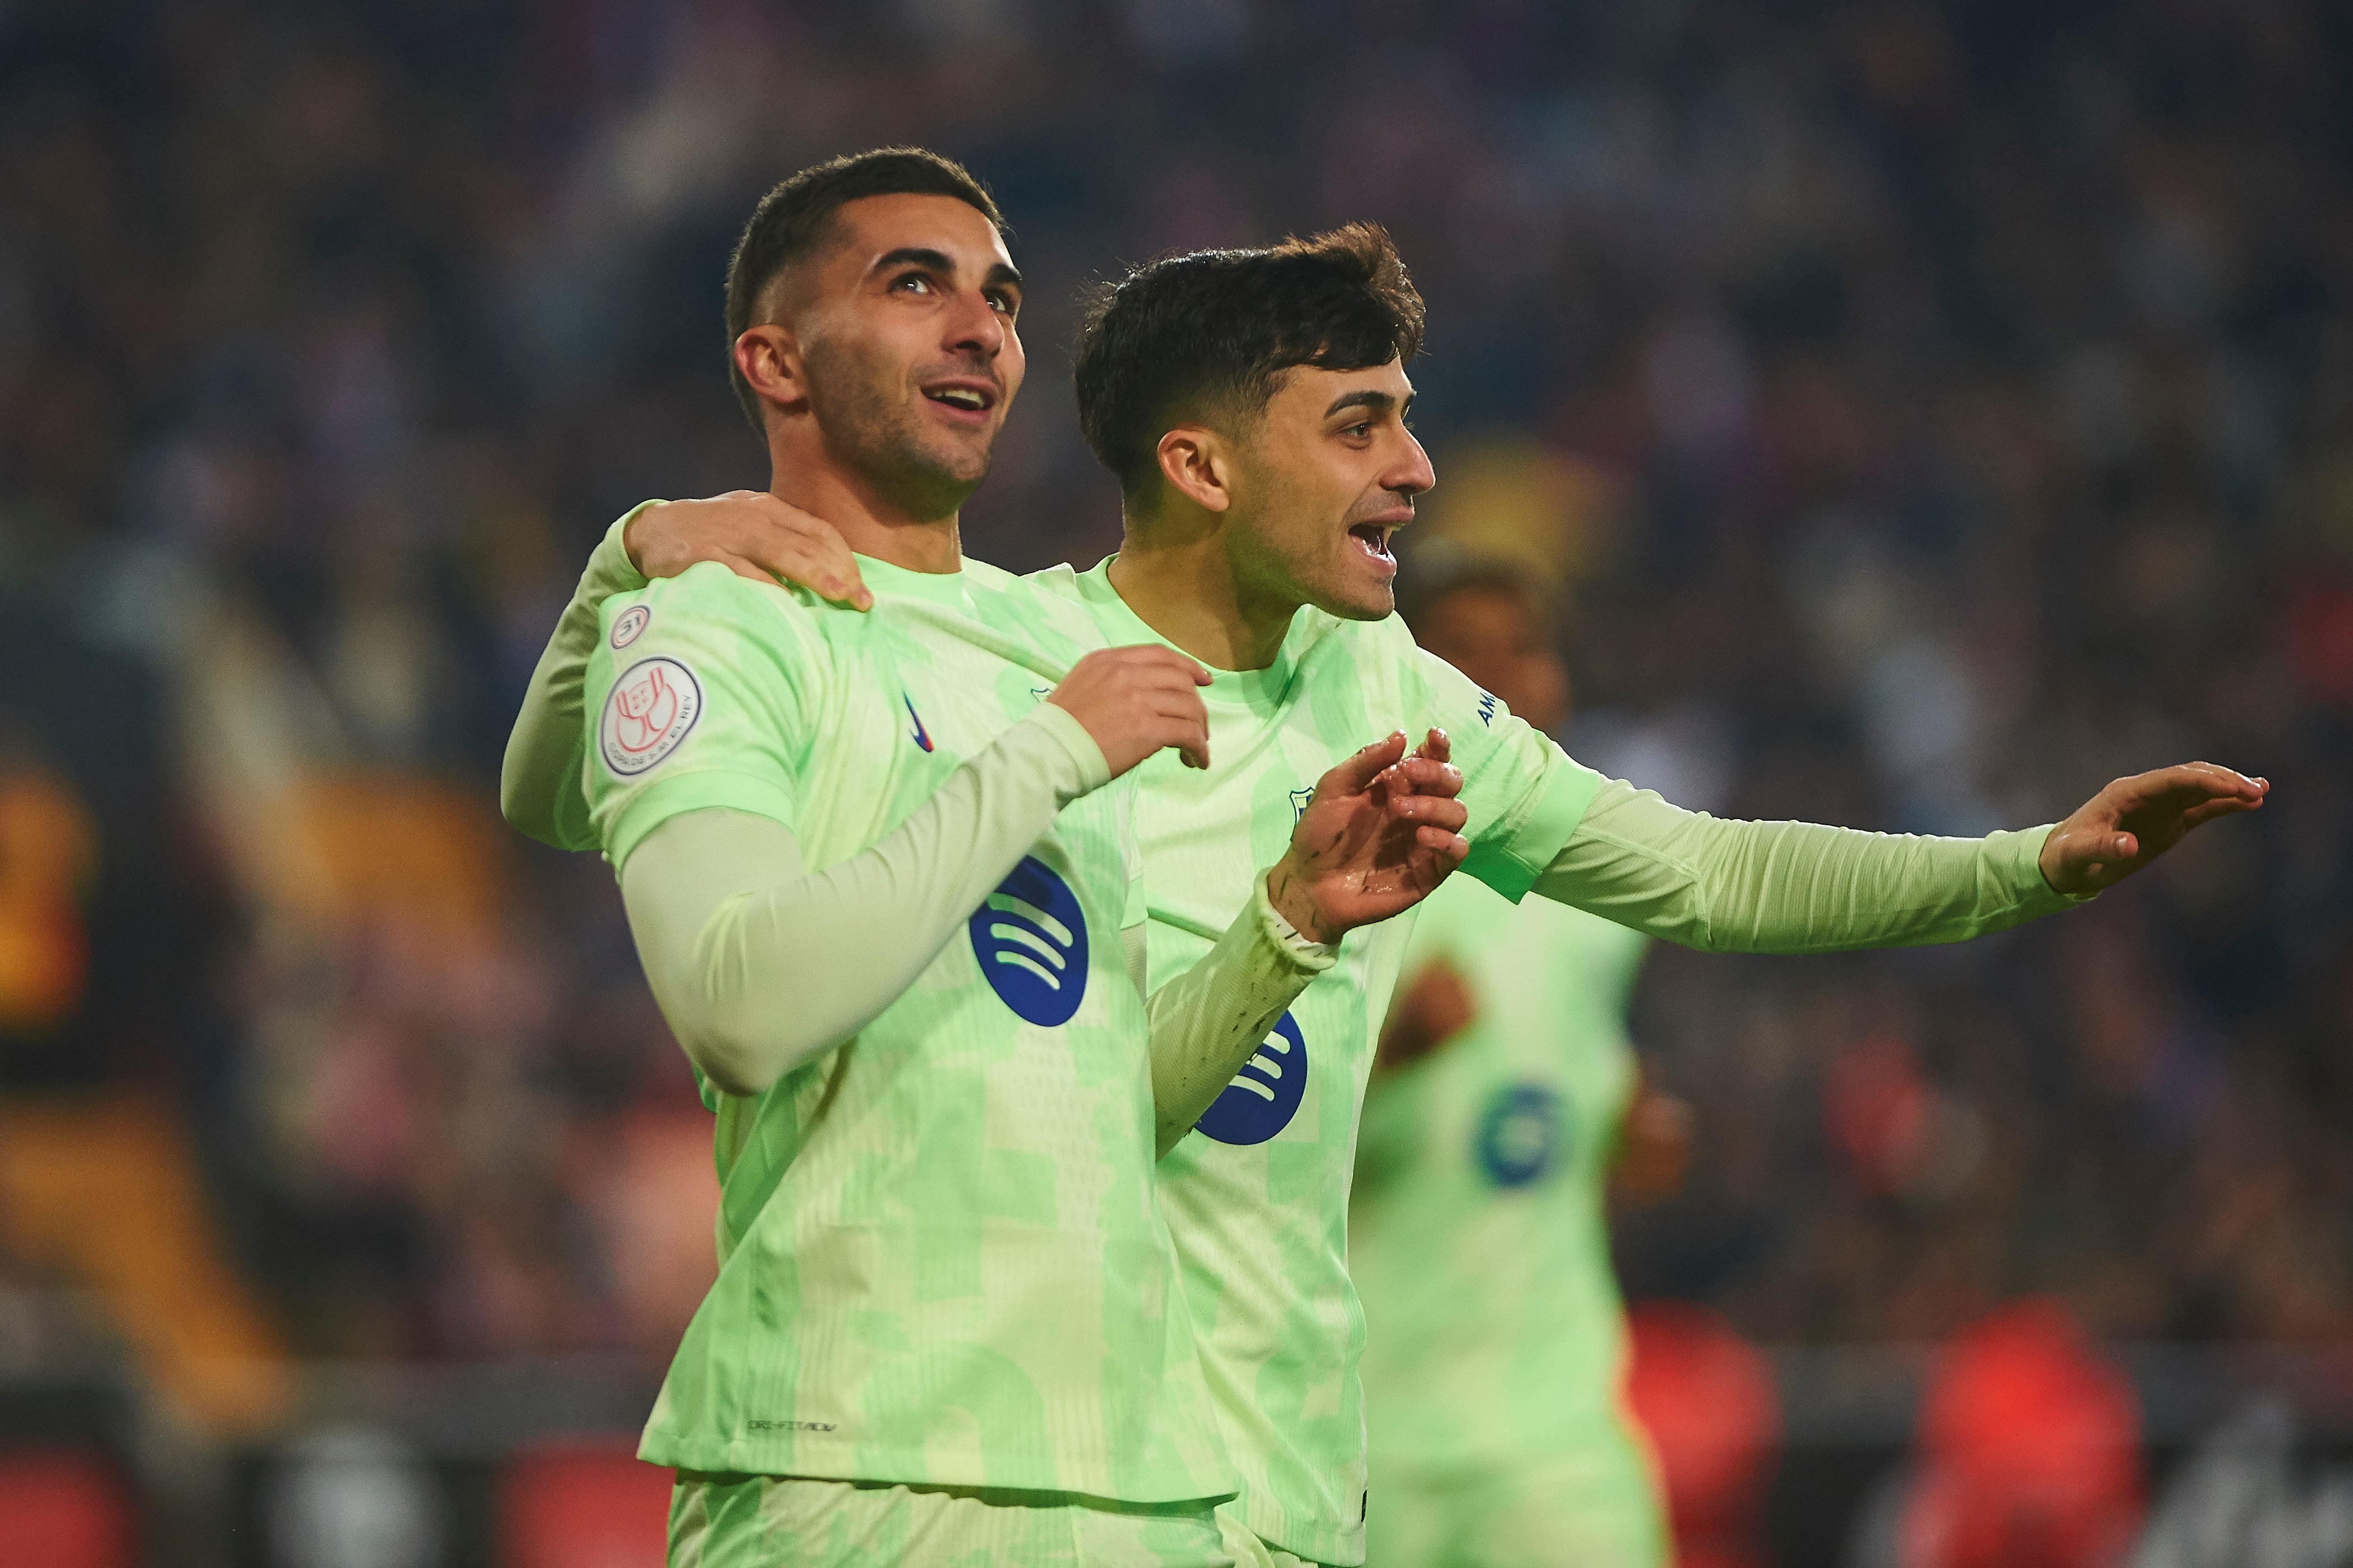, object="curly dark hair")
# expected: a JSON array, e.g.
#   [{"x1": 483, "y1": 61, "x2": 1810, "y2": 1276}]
[
  {"x1": 723, "y1": 148, "x2": 1003, "y2": 433},
  {"x1": 1071, "y1": 223, "x2": 1427, "y2": 502}
]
